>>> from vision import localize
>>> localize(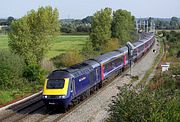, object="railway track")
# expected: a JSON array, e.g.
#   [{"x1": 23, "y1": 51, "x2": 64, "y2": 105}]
[{"x1": 0, "y1": 93, "x2": 43, "y2": 122}]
